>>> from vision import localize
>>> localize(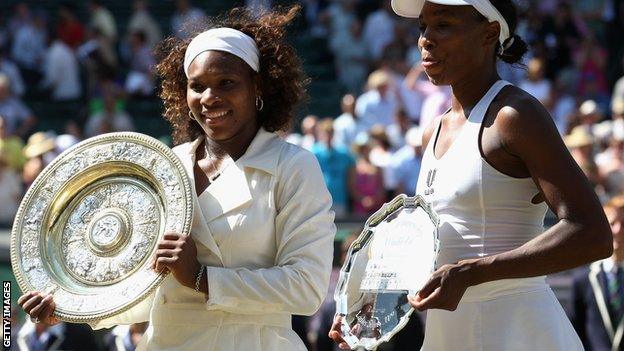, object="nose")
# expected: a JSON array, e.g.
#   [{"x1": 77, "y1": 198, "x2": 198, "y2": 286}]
[
  {"x1": 418, "y1": 27, "x2": 435, "y2": 52},
  {"x1": 200, "y1": 88, "x2": 221, "y2": 106}
]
